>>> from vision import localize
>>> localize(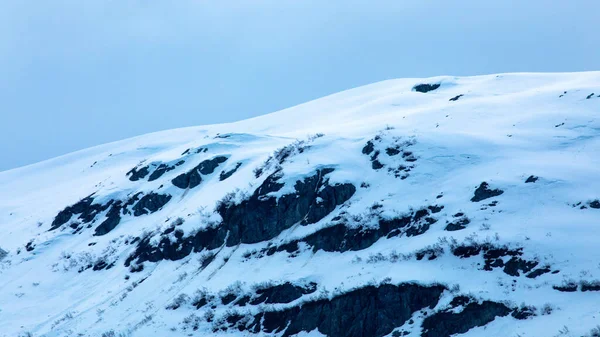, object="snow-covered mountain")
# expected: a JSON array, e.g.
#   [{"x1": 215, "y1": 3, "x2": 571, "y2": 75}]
[{"x1": 1, "y1": 72, "x2": 600, "y2": 337}]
